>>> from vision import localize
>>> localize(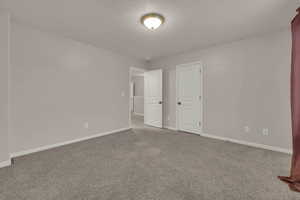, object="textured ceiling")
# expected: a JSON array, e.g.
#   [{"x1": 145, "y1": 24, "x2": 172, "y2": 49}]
[{"x1": 1, "y1": 0, "x2": 299, "y2": 61}]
